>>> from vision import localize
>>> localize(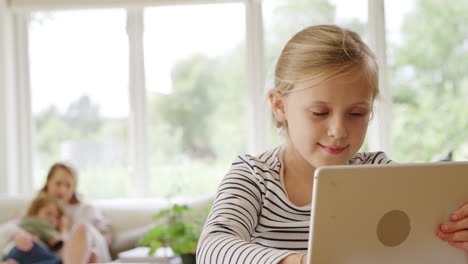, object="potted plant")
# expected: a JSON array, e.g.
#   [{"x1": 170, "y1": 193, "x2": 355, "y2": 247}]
[{"x1": 139, "y1": 204, "x2": 210, "y2": 264}]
